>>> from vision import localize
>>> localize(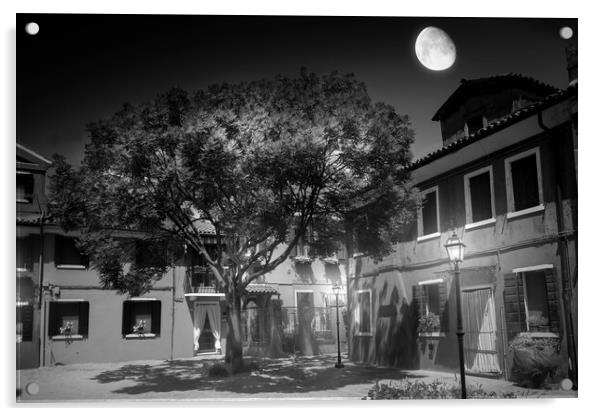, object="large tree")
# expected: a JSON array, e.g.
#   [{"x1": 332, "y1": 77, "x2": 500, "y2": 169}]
[{"x1": 50, "y1": 69, "x2": 419, "y2": 369}]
